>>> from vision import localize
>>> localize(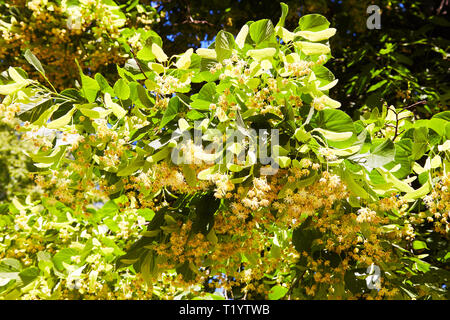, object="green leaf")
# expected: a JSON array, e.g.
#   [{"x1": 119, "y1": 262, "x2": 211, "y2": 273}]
[
  {"x1": 95, "y1": 73, "x2": 115, "y2": 96},
  {"x1": 412, "y1": 240, "x2": 429, "y2": 251},
  {"x1": 190, "y1": 99, "x2": 212, "y2": 110},
  {"x1": 117, "y1": 159, "x2": 145, "y2": 177},
  {"x1": 298, "y1": 14, "x2": 330, "y2": 32},
  {"x1": 292, "y1": 219, "x2": 321, "y2": 253},
  {"x1": 148, "y1": 63, "x2": 165, "y2": 74},
  {"x1": 104, "y1": 93, "x2": 127, "y2": 119},
  {"x1": 190, "y1": 193, "x2": 220, "y2": 235},
  {"x1": 268, "y1": 285, "x2": 289, "y2": 300},
  {"x1": 176, "y1": 261, "x2": 196, "y2": 281},
  {"x1": 114, "y1": 79, "x2": 130, "y2": 100},
  {"x1": 17, "y1": 98, "x2": 54, "y2": 124},
  {"x1": 366, "y1": 139, "x2": 395, "y2": 169},
  {"x1": 147, "y1": 147, "x2": 170, "y2": 163},
  {"x1": 97, "y1": 200, "x2": 119, "y2": 219},
  {"x1": 198, "y1": 165, "x2": 218, "y2": 180},
  {"x1": 342, "y1": 170, "x2": 372, "y2": 200},
  {"x1": 215, "y1": 30, "x2": 235, "y2": 62},
  {"x1": 19, "y1": 267, "x2": 39, "y2": 286},
  {"x1": 0, "y1": 258, "x2": 22, "y2": 272},
  {"x1": 276, "y1": 2, "x2": 289, "y2": 28},
  {"x1": 142, "y1": 230, "x2": 160, "y2": 238},
  {"x1": 196, "y1": 48, "x2": 217, "y2": 60},
  {"x1": 178, "y1": 118, "x2": 190, "y2": 131},
  {"x1": 432, "y1": 111, "x2": 450, "y2": 121},
  {"x1": 104, "y1": 218, "x2": 120, "y2": 232},
  {"x1": 137, "y1": 208, "x2": 155, "y2": 221},
  {"x1": 427, "y1": 118, "x2": 447, "y2": 137},
  {"x1": 135, "y1": 83, "x2": 153, "y2": 108},
  {"x1": 182, "y1": 164, "x2": 197, "y2": 187},
  {"x1": 187, "y1": 109, "x2": 206, "y2": 120},
  {"x1": 78, "y1": 105, "x2": 111, "y2": 119},
  {"x1": 137, "y1": 43, "x2": 155, "y2": 61},
  {"x1": 0, "y1": 82, "x2": 28, "y2": 95},
  {"x1": 76, "y1": 61, "x2": 100, "y2": 103},
  {"x1": 311, "y1": 109, "x2": 353, "y2": 132},
  {"x1": 53, "y1": 248, "x2": 78, "y2": 271},
  {"x1": 46, "y1": 107, "x2": 76, "y2": 129},
  {"x1": 367, "y1": 80, "x2": 387, "y2": 93},
  {"x1": 24, "y1": 49, "x2": 45, "y2": 75},
  {"x1": 276, "y1": 156, "x2": 291, "y2": 168},
  {"x1": 403, "y1": 180, "x2": 432, "y2": 201},
  {"x1": 160, "y1": 96, "x2": 180, "y2": 128},
  {"x1": 249, "y1": 19, "x2": 274, "y2": 44},
  {"x1": 199, "y1": 82, "x2": 217, "y2": 101},
  {"x1": 412, "y1": 127, "x2": 428, "y2": 160},
  {"x1": 294, "y1": 127, "x2": 311, "y2": 142},
  {"x1": 29, "y1": 146, "x2": 67, "y2": 164},
  {"x1": 377, "y1": 169, "x2": 414, "y2": 193},
  {"x1": 312, "y1": 65, "x2": 335, "y2": 87}
]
